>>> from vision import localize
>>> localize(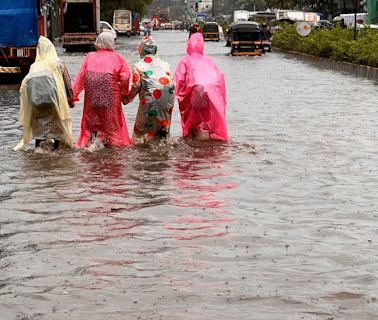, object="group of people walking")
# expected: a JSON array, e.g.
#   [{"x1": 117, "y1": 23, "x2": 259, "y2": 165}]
[{"x1": 14, "y1": 31, "x2": 228, "y2": 152}]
